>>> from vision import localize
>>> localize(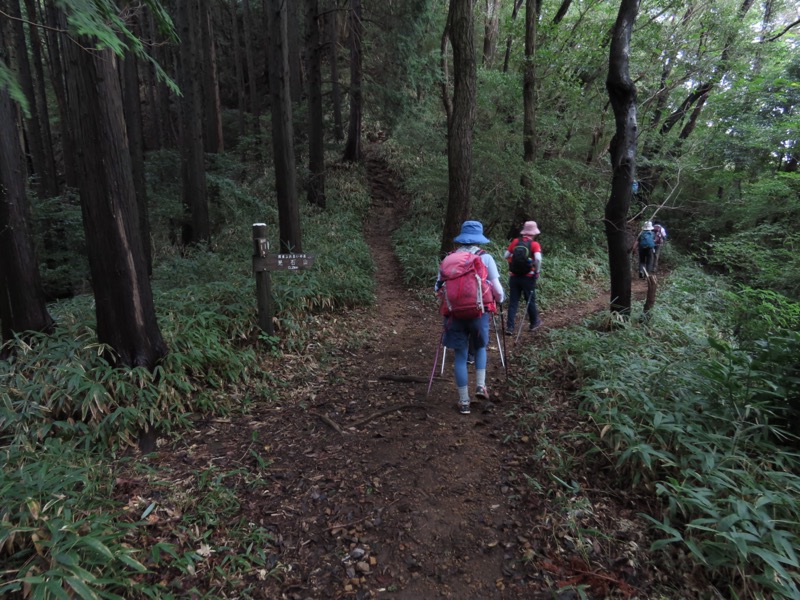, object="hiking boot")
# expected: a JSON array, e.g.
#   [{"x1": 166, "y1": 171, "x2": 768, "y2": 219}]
[
  {"x1": 505, "y1": 328, "x2": 514, "y2": 336},
  {"x1": 475, "y1": 385, "x2": 489, "y2": 399},
  {"x1": 529, "y1": 319, "x2": 542, "y2": 331},
  {"x1": 467, "y1": 353, "x2": 475, "y2": 365},
  {"x1": 458, "y1": 401, "x2": 471, "y2": 414}
]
